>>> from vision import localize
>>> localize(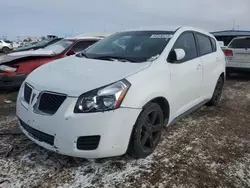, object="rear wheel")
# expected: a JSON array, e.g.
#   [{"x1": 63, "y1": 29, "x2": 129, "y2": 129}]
[
  {"x1": 2, "y1": 46, "x2": 10, "y2": 53},
  {"x1": 128, "y1": 103, "x2": 164, "y2": 158},
  {"x1": 207, "y1": 76, "x2": 224, "y2": 106}
]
